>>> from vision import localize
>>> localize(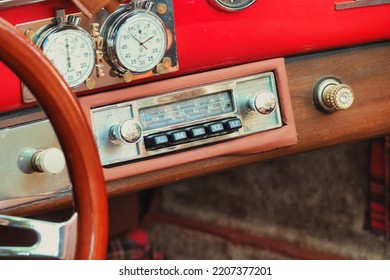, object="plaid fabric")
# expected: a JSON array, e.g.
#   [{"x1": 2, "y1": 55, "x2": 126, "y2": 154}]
[
  {"x1": 368, "y1": 137, "x2": 390, "y2": 237},
  {"x1": 106, "y1": 229, "x2": 163, "y2": 260}
]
